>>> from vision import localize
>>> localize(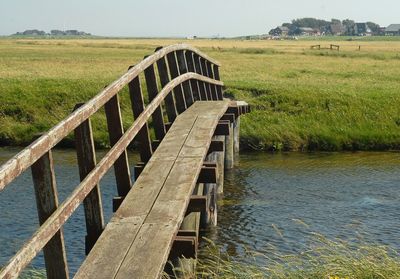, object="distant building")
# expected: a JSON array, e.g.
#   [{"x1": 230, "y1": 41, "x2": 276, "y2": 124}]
[
  {"x1": 330, "y1": 23, "x2": 346, "y2": 35},
  {"x1": 269, "y1": 26, "x2": 289, "y2": 36},
  {"x1": 385, "y1": 24, "x2": 400, "y2": 35},
  {"x1": 299, "y1": 27, "x2": 320, "y2": 36},
  {"x1": 355, "y1": 23, "x2": 372, "y2": 36}
]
